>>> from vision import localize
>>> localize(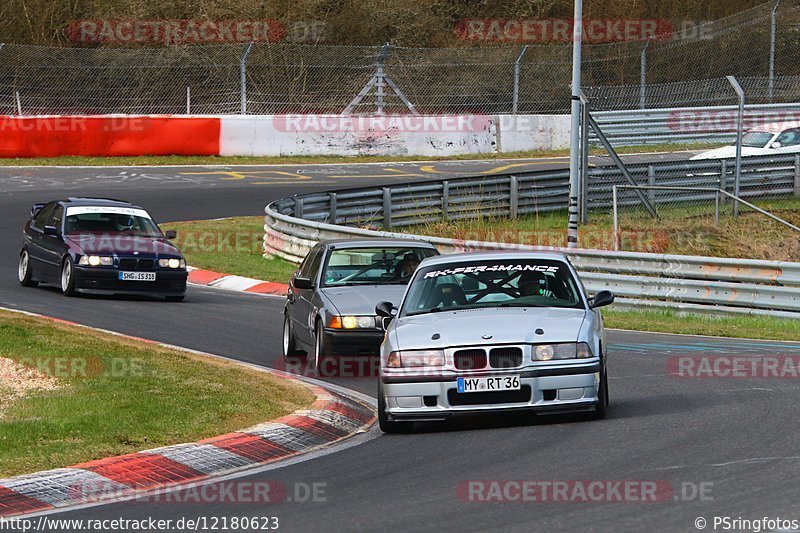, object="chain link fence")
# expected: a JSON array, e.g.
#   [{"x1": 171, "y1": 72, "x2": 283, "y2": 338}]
[{"x1": 0, "y1": 0, "x2": 797, "y2": 116}]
